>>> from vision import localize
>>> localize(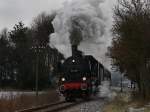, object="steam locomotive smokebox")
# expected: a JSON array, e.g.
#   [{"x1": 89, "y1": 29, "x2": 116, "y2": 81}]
[{"x1": 71, "y1": 45, "x2": 82, "y2": 57}]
